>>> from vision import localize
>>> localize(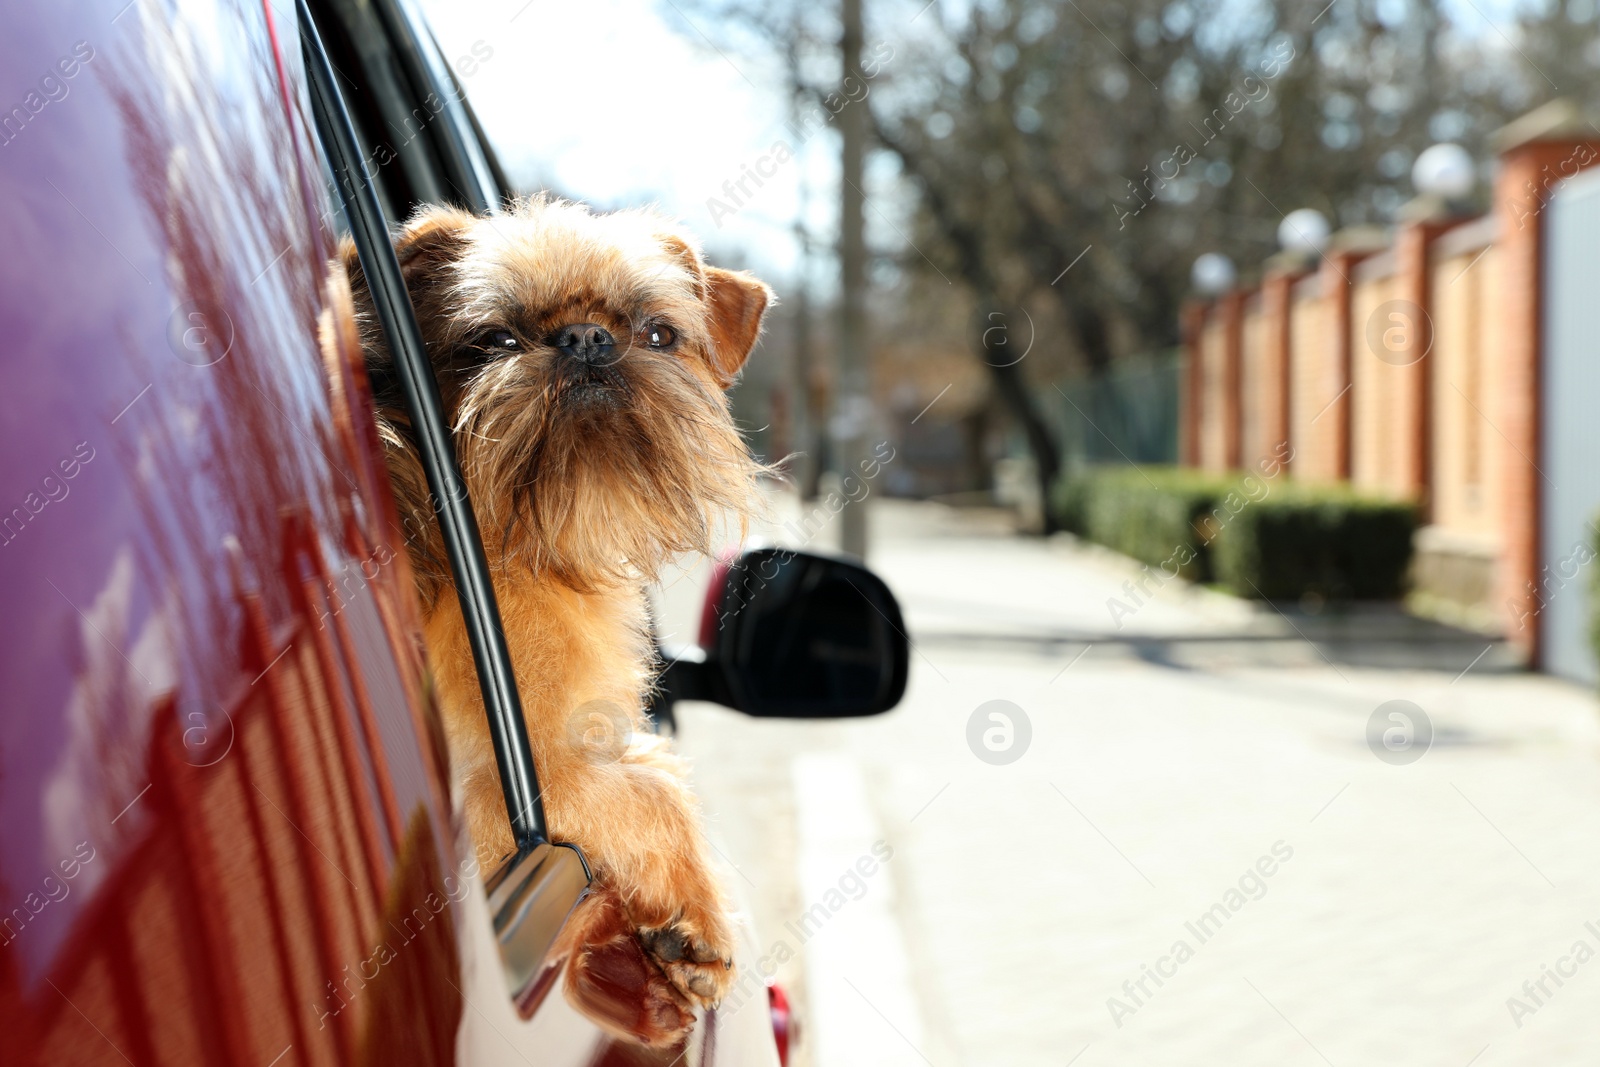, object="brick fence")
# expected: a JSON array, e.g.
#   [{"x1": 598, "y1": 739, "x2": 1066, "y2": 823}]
[{"x1": 1181, "y1": 101, "x2": 1600, "y2": 665}]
